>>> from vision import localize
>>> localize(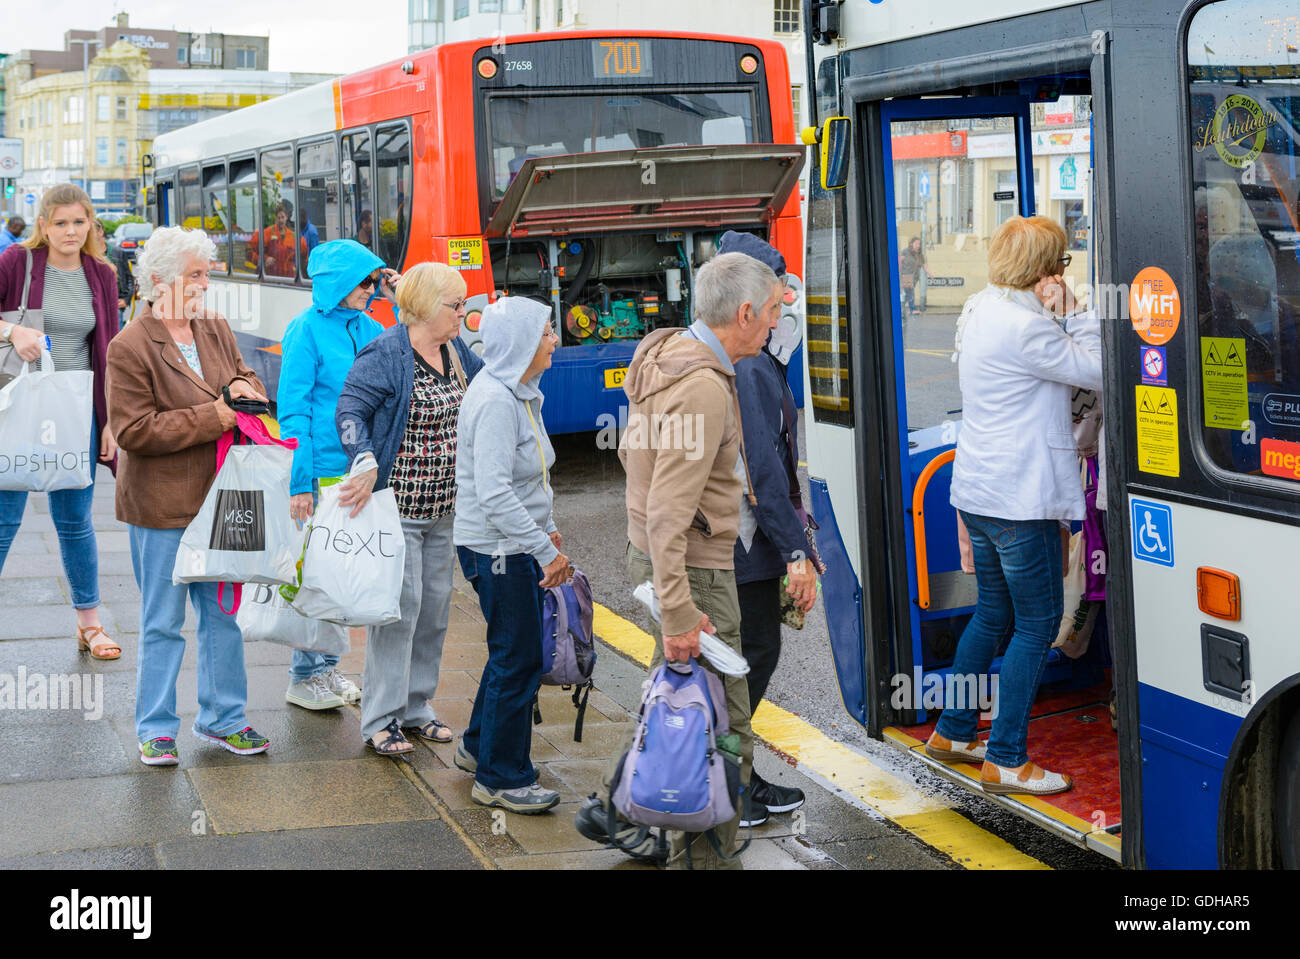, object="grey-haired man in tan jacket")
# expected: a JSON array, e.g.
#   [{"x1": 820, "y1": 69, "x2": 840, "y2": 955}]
[{"x1": 582, "y1": 252, "x2": 782, "y2": 869}]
